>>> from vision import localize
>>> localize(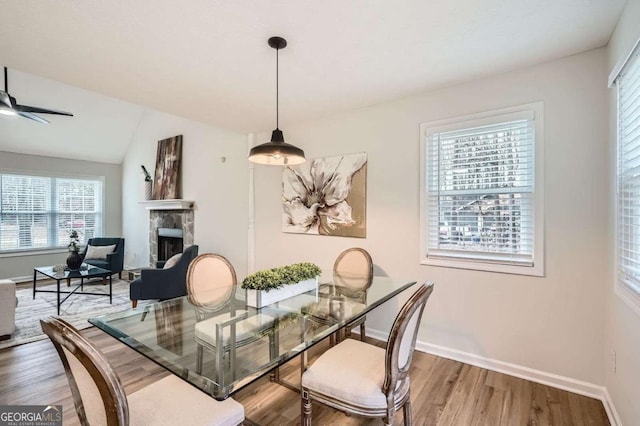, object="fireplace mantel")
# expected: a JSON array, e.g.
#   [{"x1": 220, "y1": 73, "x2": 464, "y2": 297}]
[{"x1": 139, "y1": 200, "x2": 194, "y2": 210}]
